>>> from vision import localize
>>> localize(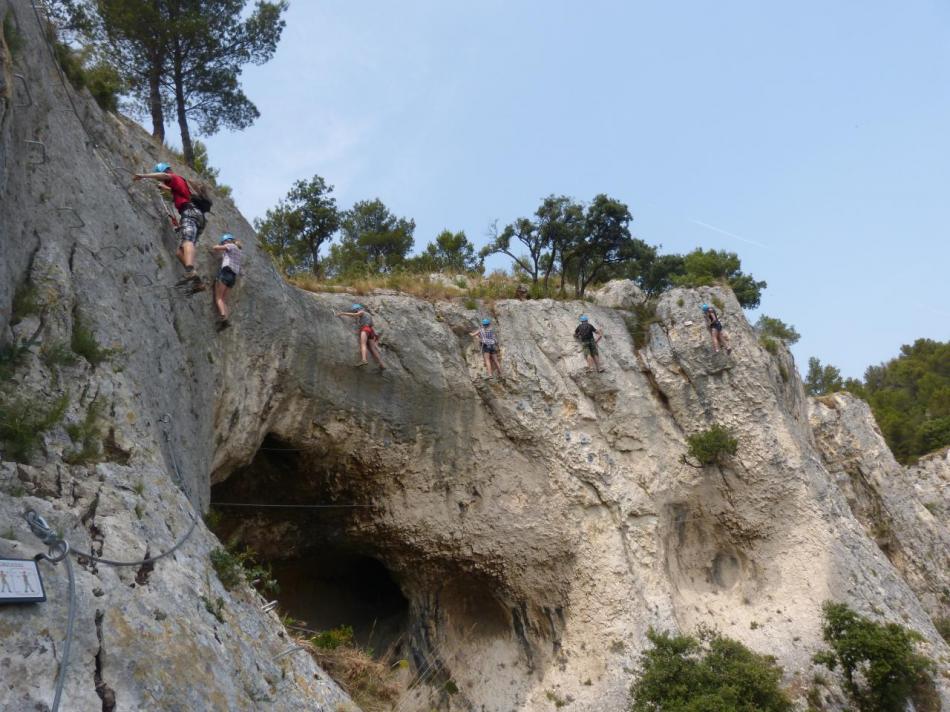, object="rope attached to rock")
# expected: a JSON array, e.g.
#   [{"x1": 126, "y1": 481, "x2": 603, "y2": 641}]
[{"x1": 24, "y1": 510, "x2": 77, "y2": 712}]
